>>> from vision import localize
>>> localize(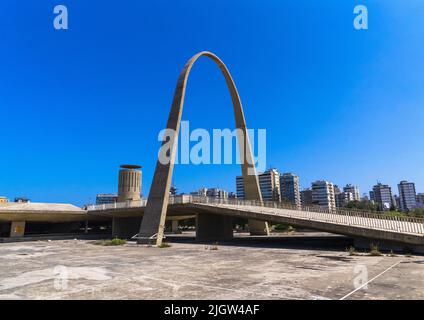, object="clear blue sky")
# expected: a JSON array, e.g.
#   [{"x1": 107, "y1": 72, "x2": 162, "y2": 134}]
[{"x1": 1, "y1": 1, "x2": 423, "y2": 205}]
